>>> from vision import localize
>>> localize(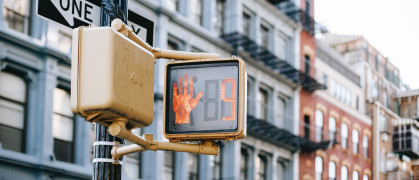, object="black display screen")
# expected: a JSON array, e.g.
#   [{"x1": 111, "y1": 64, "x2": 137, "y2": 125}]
[{"x1": 165, "y1": 61, "x2": 239, "y2": 134}]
